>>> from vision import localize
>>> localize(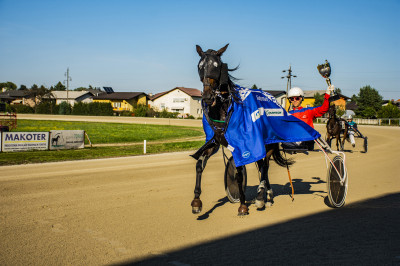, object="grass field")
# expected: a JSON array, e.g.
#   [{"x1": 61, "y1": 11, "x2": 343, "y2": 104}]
[
  {"x1": 0, "y1": 120, "x2": 205, "y2": 165},
  {"x1": 15, "y1": 120, "x2": 204, "y2": 144}
]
